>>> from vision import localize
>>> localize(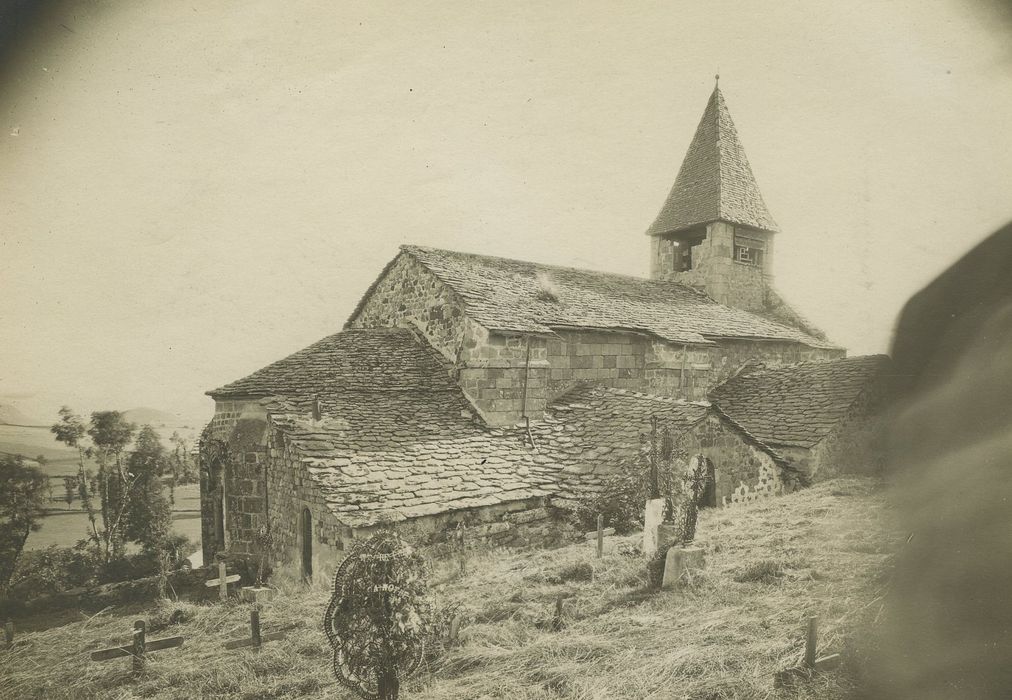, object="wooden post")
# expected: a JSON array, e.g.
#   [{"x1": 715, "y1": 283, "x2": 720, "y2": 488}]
[
  {"x1": 774, "y1": 615, "x2": 840, "y2": 687},
  {"x1": 132, "y1": 620, "x2": 146, "y2": 674},
  {"x1": 552, "y1": 595, "x2": 564, "y2": 631},
  {"x1": 224, "y1": 607, "x2": 285, "y2": 650},
  {"x1": 3, "y1": 621, "x2": 13, "y2": 646},
  {"x1": 90, "y1": 620, "x2": 183, "y2": 671},
  {"x1": 649, "y1": 416, "x2": 659, "y2": 499},
  {"x1": 250, "y1": 608, "x2": 261, "y2": 648},
  {"x1": 596, "y1": 514, "x2": 604, "y2": 559},
  {"x1": 805, "y1": 616, "x2": 817, "y2": 668}
]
